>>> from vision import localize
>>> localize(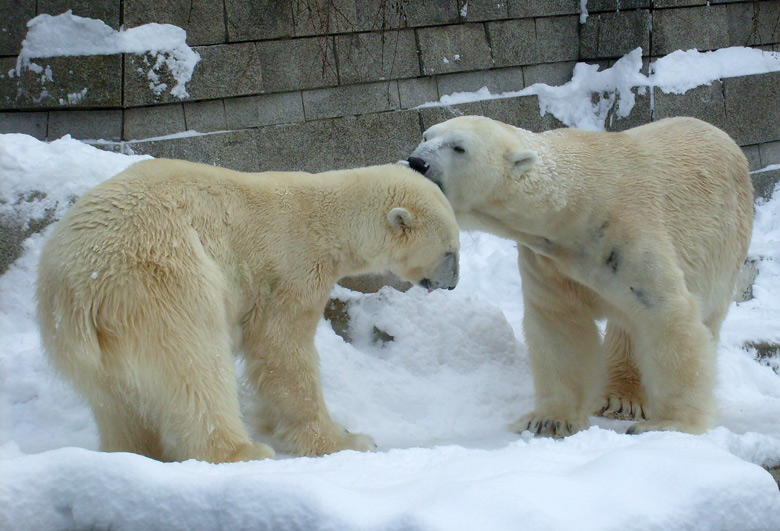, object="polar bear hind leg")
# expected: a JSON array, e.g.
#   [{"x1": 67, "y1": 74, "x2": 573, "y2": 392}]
[{"x1": 598, "y1": 322, "x2": 647, "y2": 421}]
